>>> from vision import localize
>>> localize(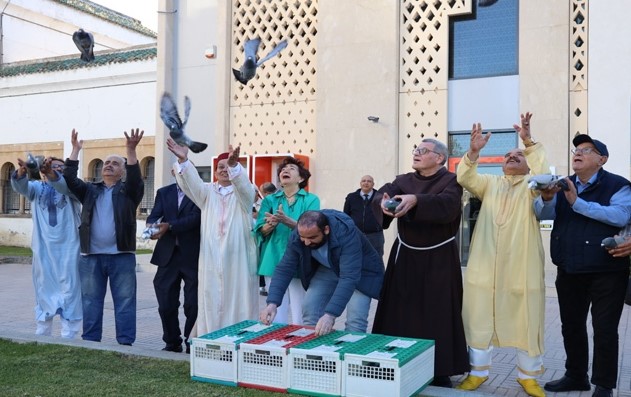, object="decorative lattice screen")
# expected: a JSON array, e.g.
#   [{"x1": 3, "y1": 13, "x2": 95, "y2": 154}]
[
  {"x1": 569, "y1": 0, "x2": 588, "y2": 137},
  {"x1": 230, "y1": 0, "x2": 318, "y2": 155},
  {"x1": 399, "y1": 0, "x2": 471, "y2": 172}
]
